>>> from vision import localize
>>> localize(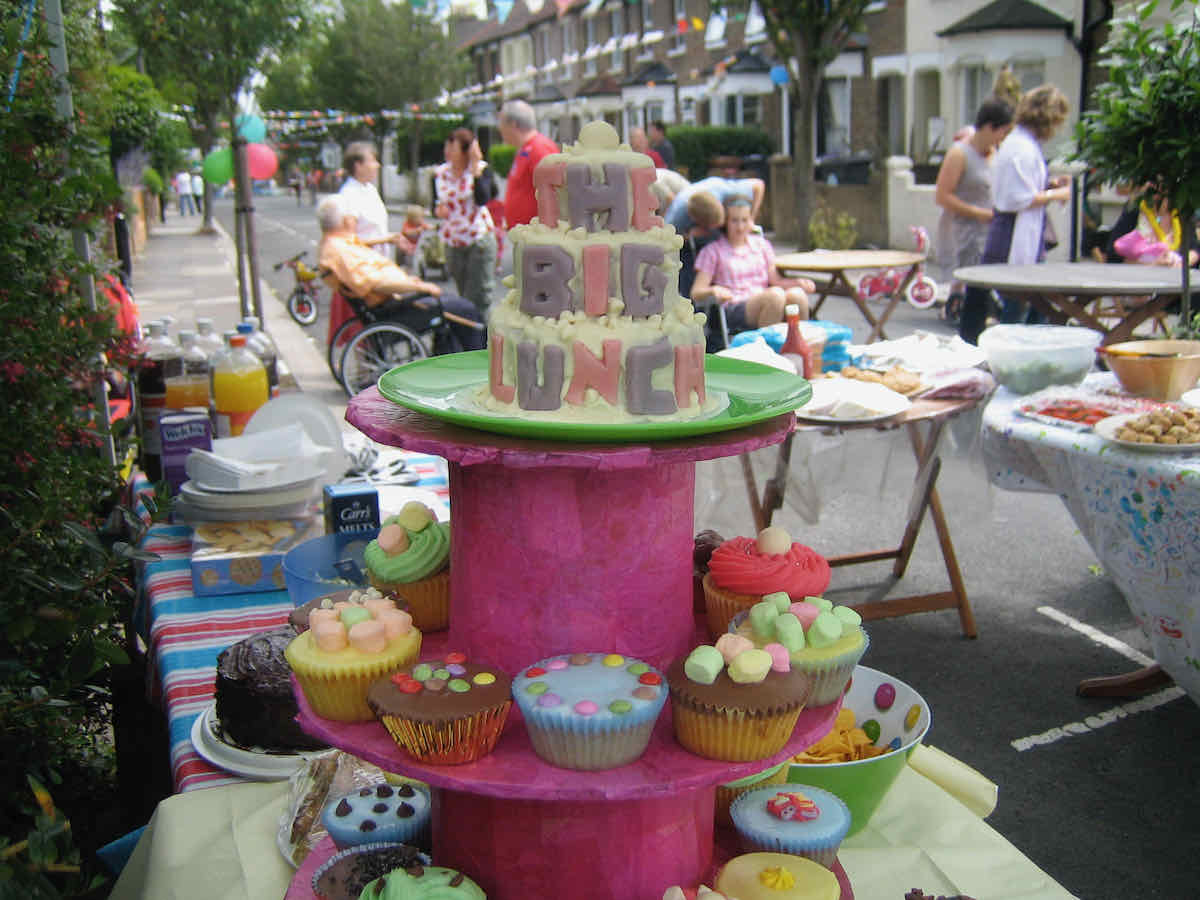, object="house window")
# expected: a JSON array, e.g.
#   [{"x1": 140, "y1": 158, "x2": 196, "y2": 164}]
[
  {"x1": 562, "y1": 21, "x2": 574, "y2": 80},
  {"x1": 1010, "y1": 60, "x2": 1045, "y2": 93},
  {"x1": 646, "y1": 100, "x2": 664, "y2": 124},
  {"x1": 681, "y1": 96, "x2": 696, "y2": 124},
  {"x1": 745, "y1": 2, "x2": 765, "y2": 43},
  {"x1": 819, "y1": 76, "x2": 851, "y2": 156},
  {"x1": 585, "y1": 17, "x2": 597, "y2": 76},
  {"x1": 742, "y1": 94, "x2": 761, "y2": 127},
  {"x1": 705, "y1": 11, "x2": 727, "y2": 49},
  {"x1": 610, "y1": 7, "x2": 624, "y2": 72},
  {"x1": 672, "y1": 0, "x2": 686, "y2": 53},
  {"x1": 540, "y1": 27, "x2": 552, "y2": 82},
  {"x1": 961, "y1": 63, "x2": 989, "y2": 126}
]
